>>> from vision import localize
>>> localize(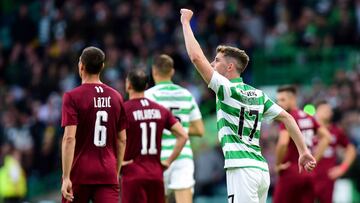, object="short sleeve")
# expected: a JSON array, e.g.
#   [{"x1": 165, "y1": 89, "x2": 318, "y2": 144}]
[
  {"x1": 61, "y1": 92, "x2": 78, "y2": 127},
  {"x1": 336, "y1": 126, "x2": 350, "y2": 147},
  {"x1": 208, "y1": 71, "x2": 232, "y2": 100},
  {"x1": 263, "y1": 93, "x2": 283, "y2": 121},
  {"x1": 165, "y1": 108, "x2": 179, "y2": 130},
  {"x1": 118, "y1": 96, "x2": 128, "y2": 132},
  {"x1": 189, "y1": 97, "x2": 202, "y2": 121}
]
